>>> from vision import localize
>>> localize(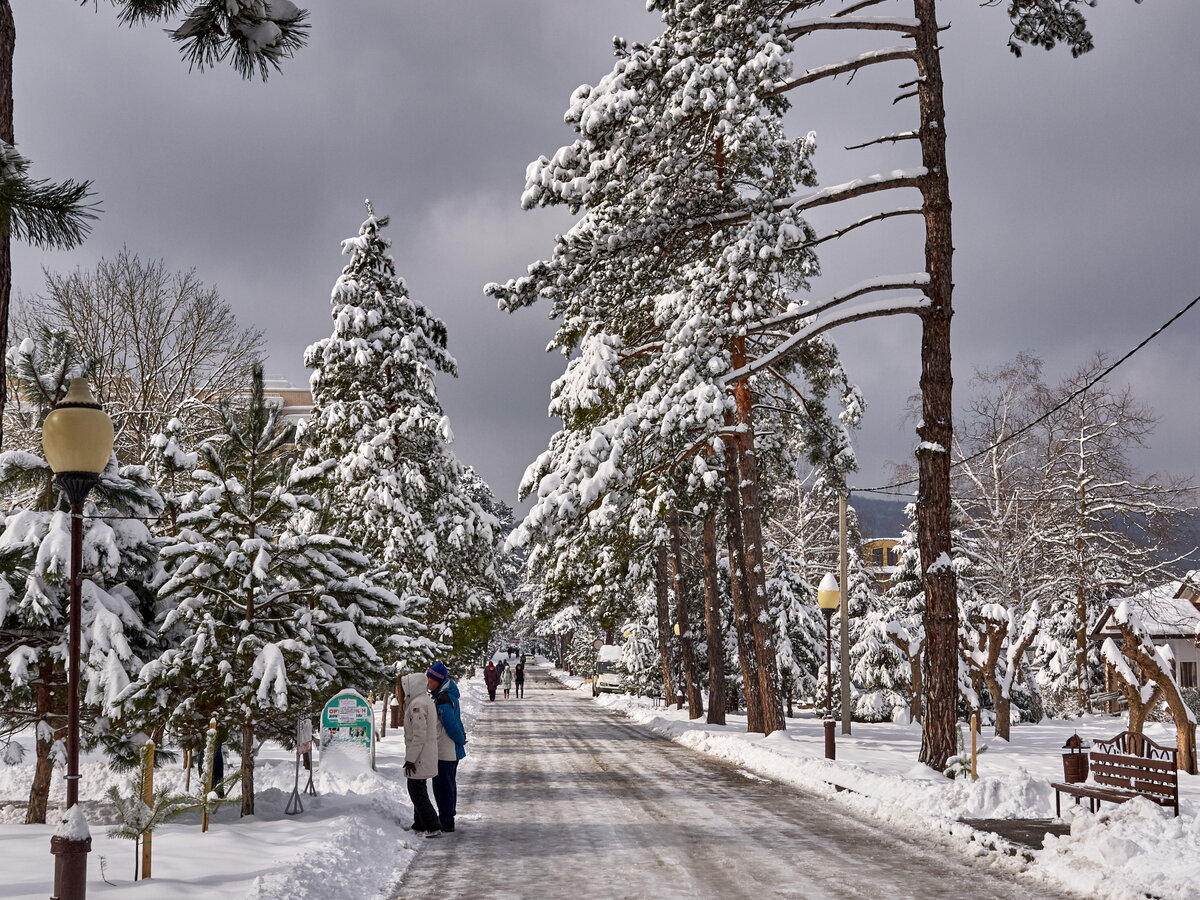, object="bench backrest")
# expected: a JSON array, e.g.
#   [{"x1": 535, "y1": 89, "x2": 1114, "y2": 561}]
[{"x1": 1091, "y1": 731, "x2": 1178, "y2": 807}]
